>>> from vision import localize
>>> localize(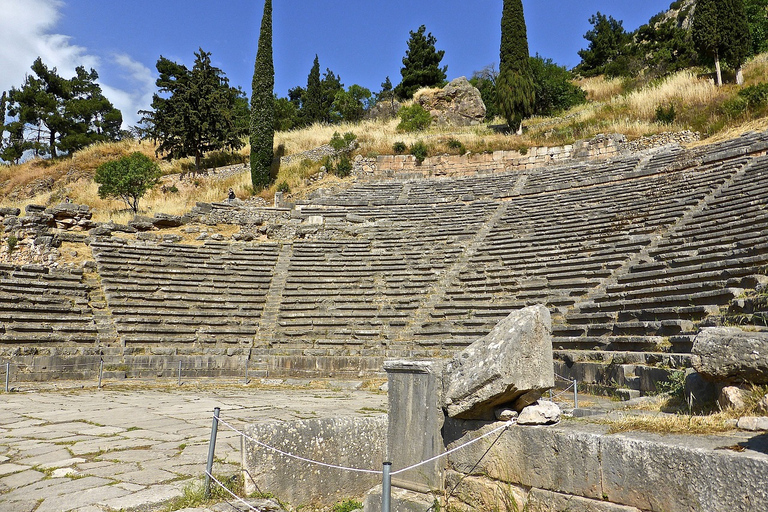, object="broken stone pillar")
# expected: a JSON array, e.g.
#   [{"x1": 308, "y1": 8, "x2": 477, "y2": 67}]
[
  {"x1": 383, "y1": 360, "x2": 444, "y2": 494},
  {"x1": 443, "y1": 305, "x2": 555, "y2": 420}
]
